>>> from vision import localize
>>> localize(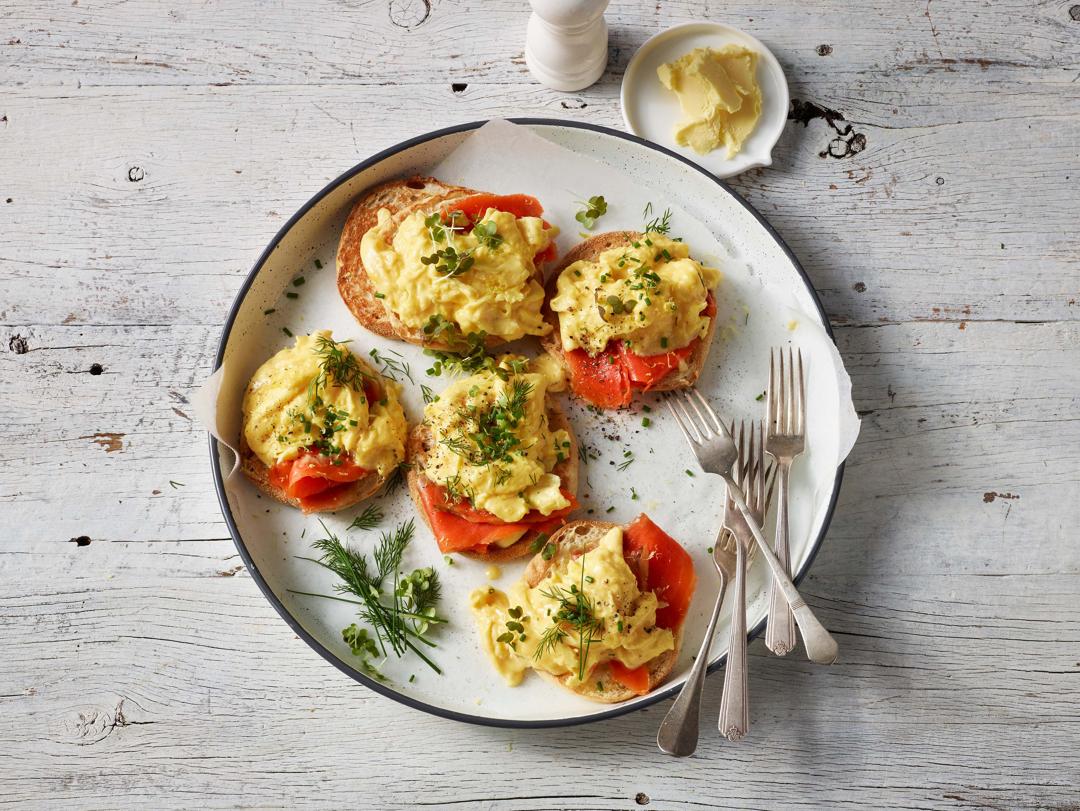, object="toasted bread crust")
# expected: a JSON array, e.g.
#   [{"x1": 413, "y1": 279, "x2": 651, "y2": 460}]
[
  {"x1": 522, "y1": 519, "x2": 686, "y2": 703},
  {"x1": 238, "y1": 435, "x2": 388, "y2": 513},
  {"x1": 540, "y1": 230, "x2": 719, "y2": 404},
  {"x1": 336, "y1": 175, "x2": 549, "y2": 351},
  {"x1": 406, "y1": 397, "x2": 579, "y2": 562}
]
